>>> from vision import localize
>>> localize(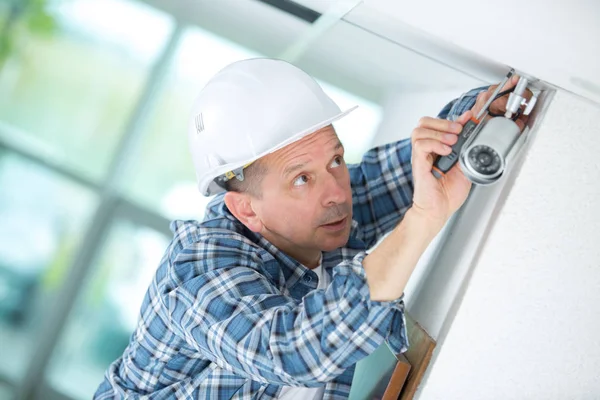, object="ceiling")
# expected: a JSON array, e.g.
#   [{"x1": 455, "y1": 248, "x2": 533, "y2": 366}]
[
  {"x1": 138, "y1": 0, "x2": 600, "y2": 105},
  {"x1": 291, "y1": 0, "x2": 600, "y2": 105},
  {"x1": 138, "y1": 0, "x2": 489, "y2": 103},
  {"x1": 362, "y1": 0, "x2": 600, "y2": 105}
]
